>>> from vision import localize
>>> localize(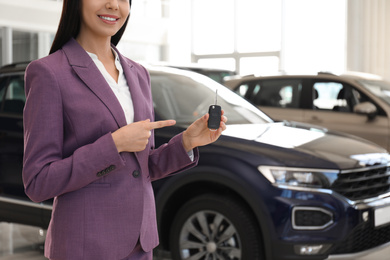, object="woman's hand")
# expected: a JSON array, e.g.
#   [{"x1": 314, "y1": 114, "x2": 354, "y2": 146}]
[
  {"x1": 112, "y1": 119, "x2": 176, "y2": 153},
  {"x1": 182, "y1": 110, "x2": 227, "y2": 152}
]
